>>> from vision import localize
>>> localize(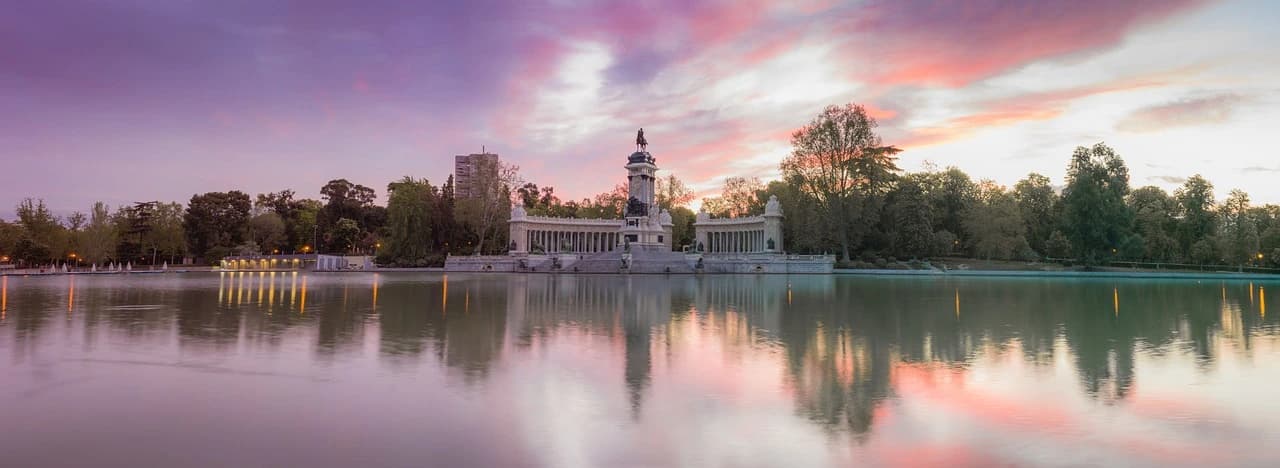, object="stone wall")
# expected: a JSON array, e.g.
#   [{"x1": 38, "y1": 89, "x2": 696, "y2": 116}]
[
  {"x1": 442, "y1": 255, "x2": 520, "y2": 272},
  {"x1": 700, "y1": 254, "x2": 835, "y2": 274}
]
